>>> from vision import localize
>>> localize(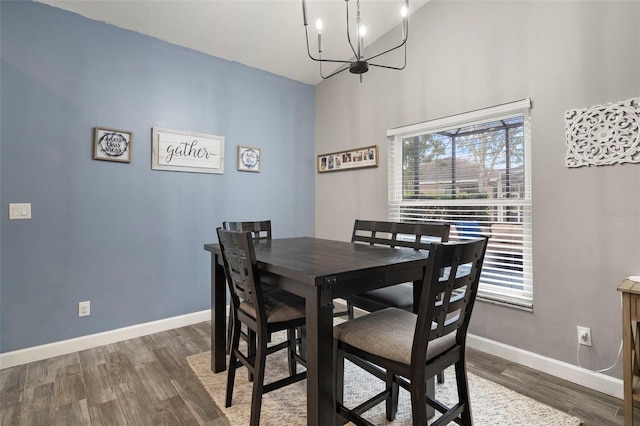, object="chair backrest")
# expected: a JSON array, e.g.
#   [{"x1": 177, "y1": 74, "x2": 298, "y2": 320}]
[
  {"x1": 223, "y1": 220, "x2": 272, "y2": 242},
  {"x1": 413, "y1": 238, "x2": 488, "y2": 365},
  {"x1": 351, "y1": 220, "x2": 450, "y2": 250},
  {"x1": 216, "y1": 228, "x2": 266, "y2": 318}
]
